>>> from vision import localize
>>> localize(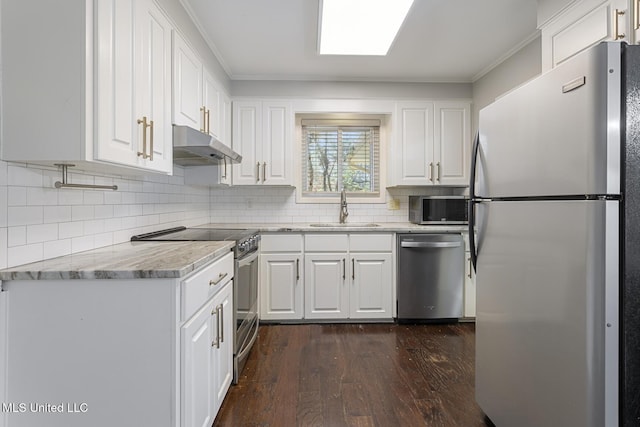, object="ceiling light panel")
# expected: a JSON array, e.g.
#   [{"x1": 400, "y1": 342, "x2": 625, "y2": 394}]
[{"x1": 319, "y1": 0, "x2": 414, "y2": 56}]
